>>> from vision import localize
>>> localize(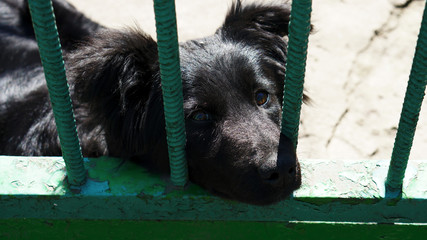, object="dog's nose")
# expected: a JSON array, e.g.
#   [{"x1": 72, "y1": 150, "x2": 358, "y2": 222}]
[
  {"x1": 258, "y1": 134, "x2": 298, "y2": 186},
  {"x1": 258, "y1": 155, "x2": 297, "y2": 185},
  {"x1": 258, "y1": 161, "x2": 281, "y2": 184}
]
